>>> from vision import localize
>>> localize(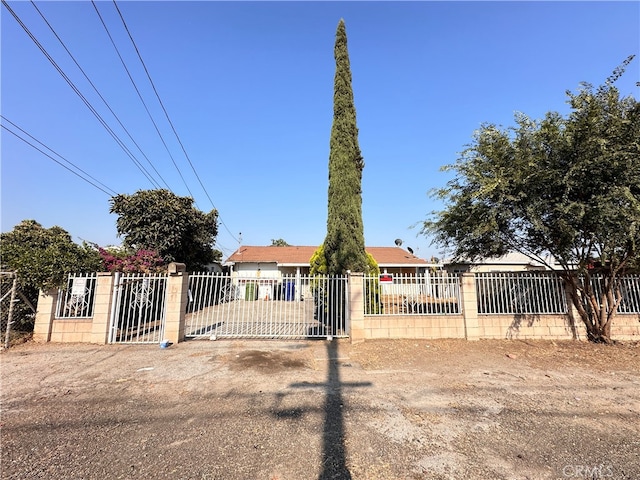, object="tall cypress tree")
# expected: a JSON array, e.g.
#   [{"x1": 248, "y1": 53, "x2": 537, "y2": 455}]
[{"x1": 323, "y1": 19, "x2": 367, "y2": 275}]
